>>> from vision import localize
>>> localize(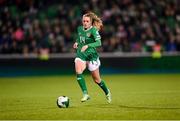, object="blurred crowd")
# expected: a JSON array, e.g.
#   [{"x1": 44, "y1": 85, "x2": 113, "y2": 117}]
[{"x1": 0, "y1": 0, "x2": 180, "y2": 55}]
